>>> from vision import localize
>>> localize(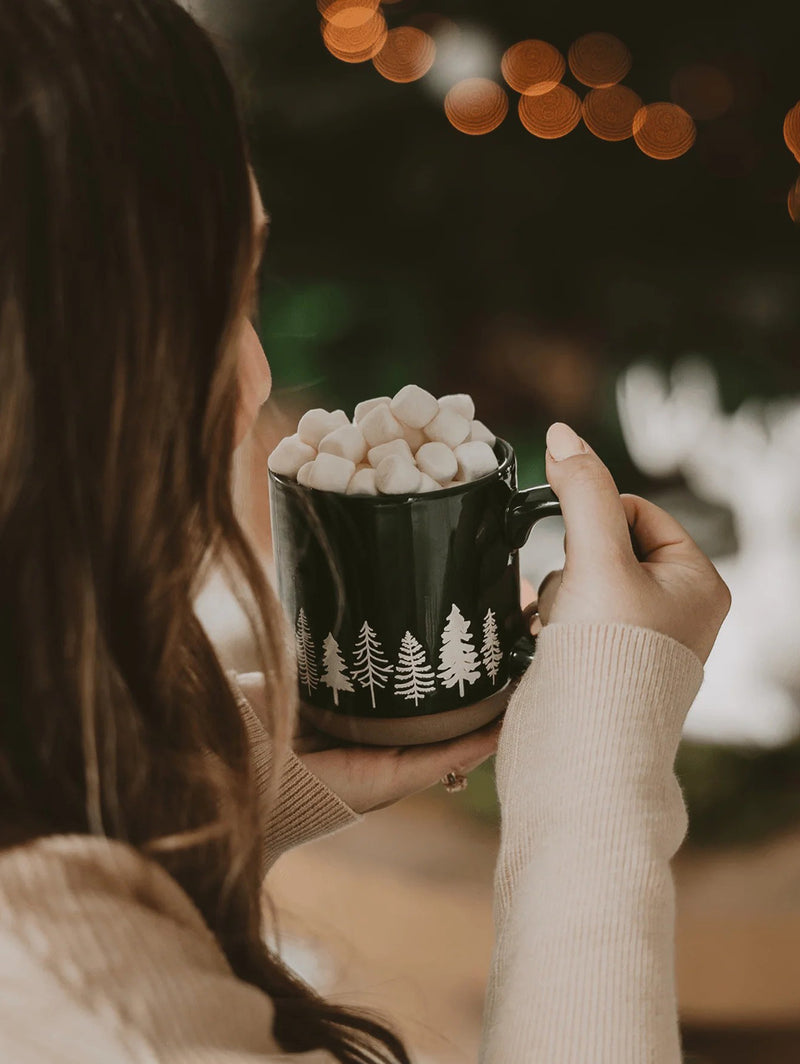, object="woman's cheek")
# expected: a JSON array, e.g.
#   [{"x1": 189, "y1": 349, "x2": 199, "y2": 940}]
[{"x1": 234, "y1": 319, "x2": 271, "y2": 447}]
